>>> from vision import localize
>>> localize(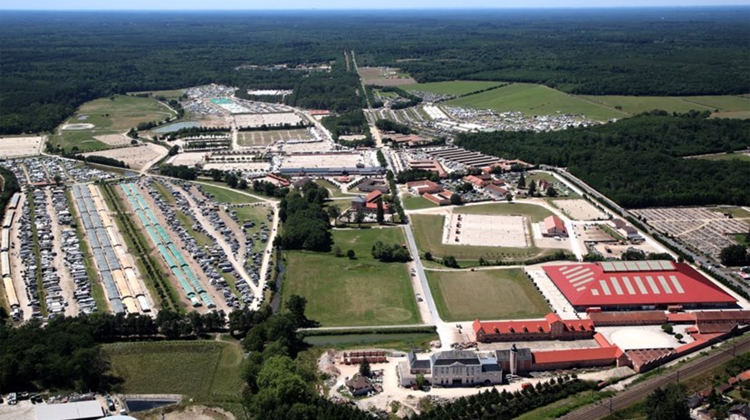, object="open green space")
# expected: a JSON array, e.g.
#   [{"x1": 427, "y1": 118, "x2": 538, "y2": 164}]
[
  {"x1": 707, "y1": 207, "x2": 750, "y2": 219},
  {"x1": 579, "y1": 94, "x2": 750, "y2": 117},
  {"x1": 402, "y1": 195, "x2": 438, "y2": 211},
  {"x1": 426, "y1": 268, "x2": 550, "y2": 321},
  {"x1": 128, "y1": 88, "x2": 185, "y2": 101},
  {"x1": 456, "y1": 202, "x2": 554, "y2": 222},
  {"x1": 282, "y1": 228, "x2": 419, "y2": 327},
  {"x1": 198, "y1": 183, "x2": 261, "y2": 204},
  {"x1": 447, "y1": 83, "x2": 627, "y2": 121},
  {"x1": 105, "y1": 340, "x2": 243, "y2": 396},
  {"x1": 403, "y1": 81, "x2": 506, "y2": 96},
  {"x1": 315, "y1": 179, "x2": 355, "y2": 199},
  {"x1": 303, "y1": 332, "x2": 438, "y2": 352},
  {"x1": 51, "y1": 94, "x2": 174, "y2": 153},
  {"x1": 410, "y1": 213, "x2": 551, "y2": 262},
  {"x1": 693, "y1": 152, "x2": 750, "y2": 162}
]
